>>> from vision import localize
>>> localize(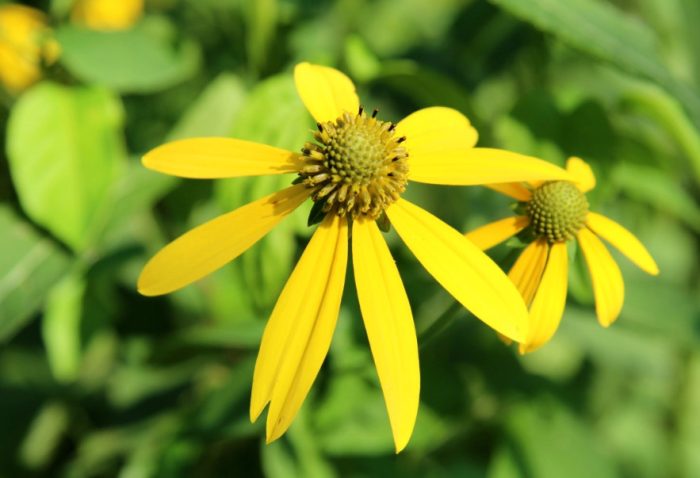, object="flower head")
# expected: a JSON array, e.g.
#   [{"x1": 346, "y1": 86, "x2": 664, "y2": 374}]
[
  {"x1": 71, "y1": 0, "x2": 143, "y2": 31},
  {"x1": 466, "y1": 157, "x2": 660, "y2": 353},
  {"x1": 0, "y1": 5, "x2": 58, "y2": 93},
  {"x1": 138, "y1": 63, "x2": 572, "y2": 451}
]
